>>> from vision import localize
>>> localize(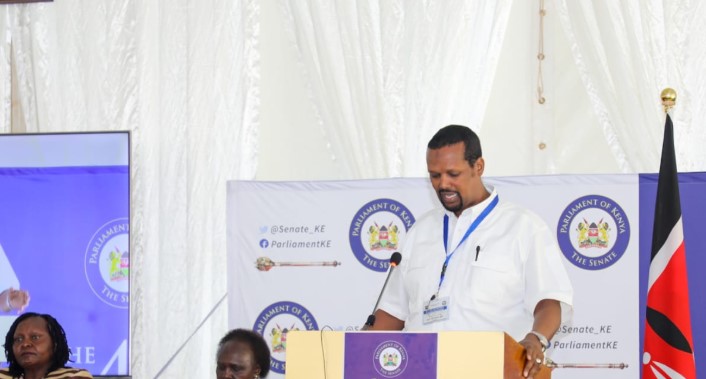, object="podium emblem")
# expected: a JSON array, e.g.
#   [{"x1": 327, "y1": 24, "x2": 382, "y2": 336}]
[{"x1": 374, "y1": 340, "x2": 408, "y2": 377}]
